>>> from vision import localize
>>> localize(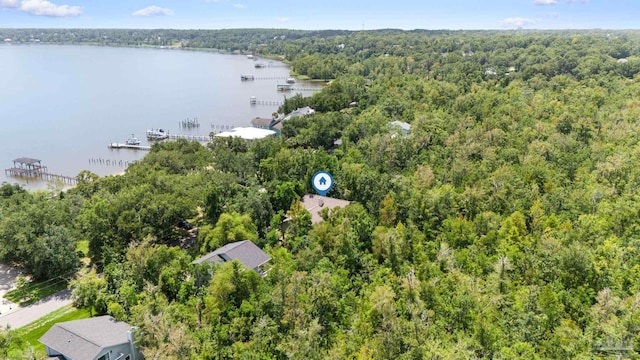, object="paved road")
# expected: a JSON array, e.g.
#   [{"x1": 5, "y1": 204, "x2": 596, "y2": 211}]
[
  {"x1": 0, "y1": 263, "x2": 21, "y2": 318},
  {"x1": 0, "y1": 289, "x2": 72, "y2": 329}
]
